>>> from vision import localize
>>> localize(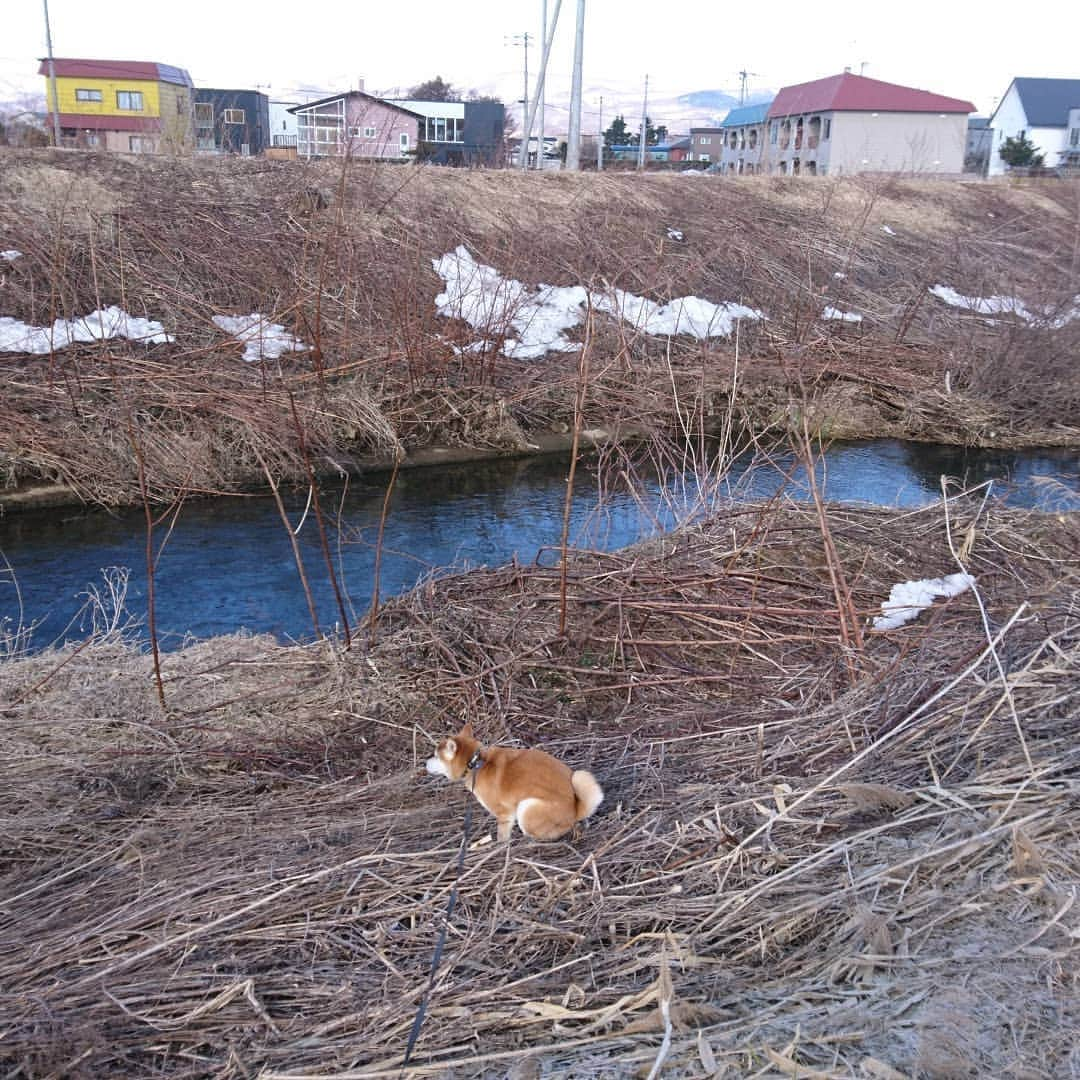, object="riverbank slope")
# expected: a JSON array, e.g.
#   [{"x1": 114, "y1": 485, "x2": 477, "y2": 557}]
[
  {"x1": 2, "y1": 151, "x2": 1079, "y2": 511},
  {"x1": 2, "y1": 500, "x2": 1077, "y2": 1076}
]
